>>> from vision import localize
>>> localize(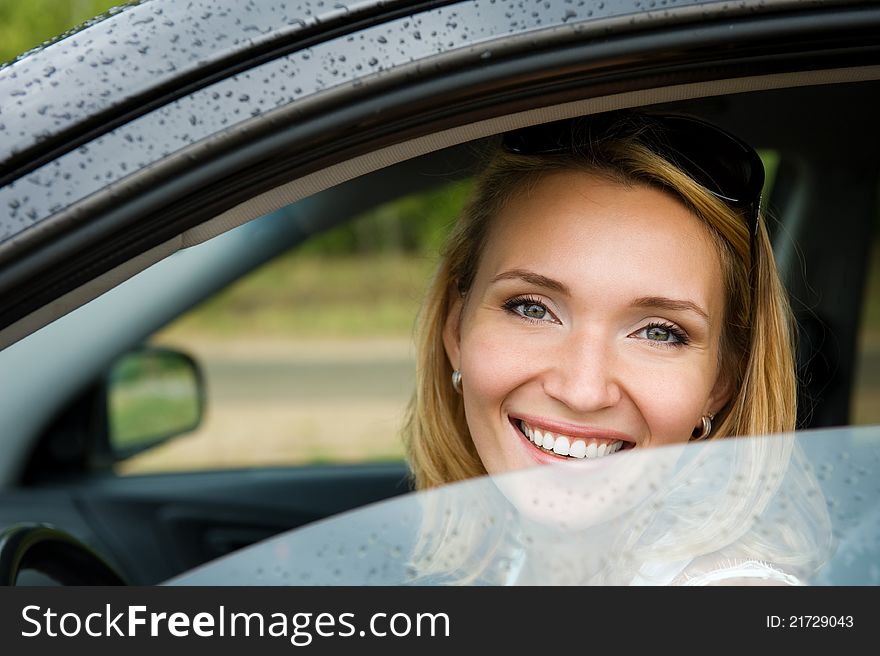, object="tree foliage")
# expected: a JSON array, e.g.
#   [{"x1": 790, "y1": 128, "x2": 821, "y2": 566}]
[
  {"x1": 0, "y1": 0, "x2": 126, "y2": 64},
  {"x1": 300, "y1": 179, "x2": 472, "y2": 256}
]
